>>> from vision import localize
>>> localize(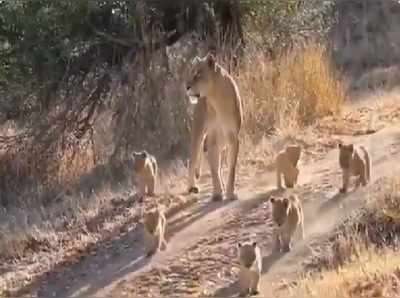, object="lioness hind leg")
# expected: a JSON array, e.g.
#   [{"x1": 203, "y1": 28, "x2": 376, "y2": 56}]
[
  {"x1": 207, "y1": 133, "x2": 224, "y2": 201},
  {"x1": 299, "y1": 208, "x2": 305, "y2": 240},
  {"x1": 226, "y1": 134, "x2": 239, "y2": 200}
]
